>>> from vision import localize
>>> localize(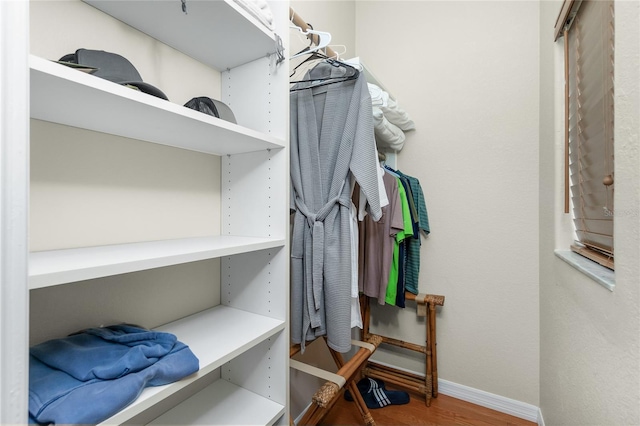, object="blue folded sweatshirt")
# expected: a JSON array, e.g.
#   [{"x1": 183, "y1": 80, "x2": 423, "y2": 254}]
[{"x1": 29, "y1": 324, "x2": 199, "y2": 425}]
